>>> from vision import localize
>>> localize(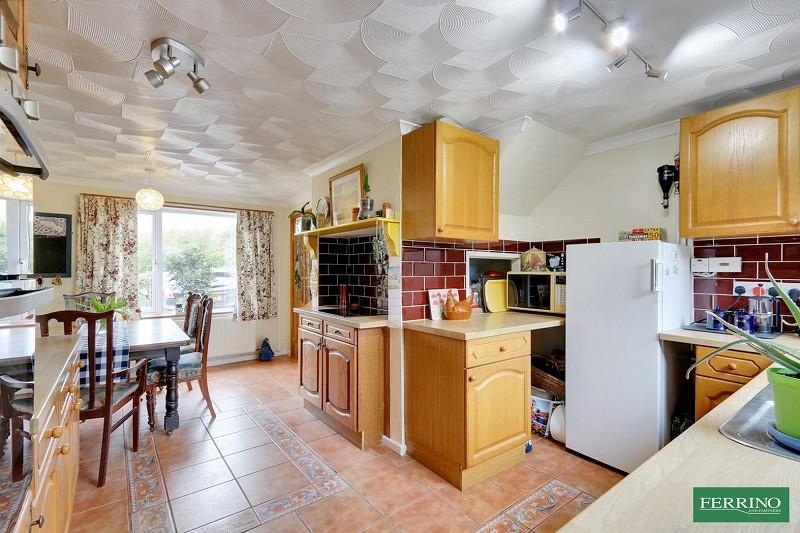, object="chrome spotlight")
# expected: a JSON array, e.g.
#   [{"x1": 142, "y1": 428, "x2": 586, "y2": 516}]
[
  {"x1": 645, "y1": 64, "x2": 668, "y2": 80},
  {"x1": 187, "y1": 64, "x2": 210, "y2": 94},
  {"x1": 606, "y1": 51, "x2": 629, "y2": 72},
  {"x1": 145, "y1": 69, "x2": 165, "y2": 88},
  {"x1": 153, "y1": 46, "x2": 181, "y2": 78}
]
